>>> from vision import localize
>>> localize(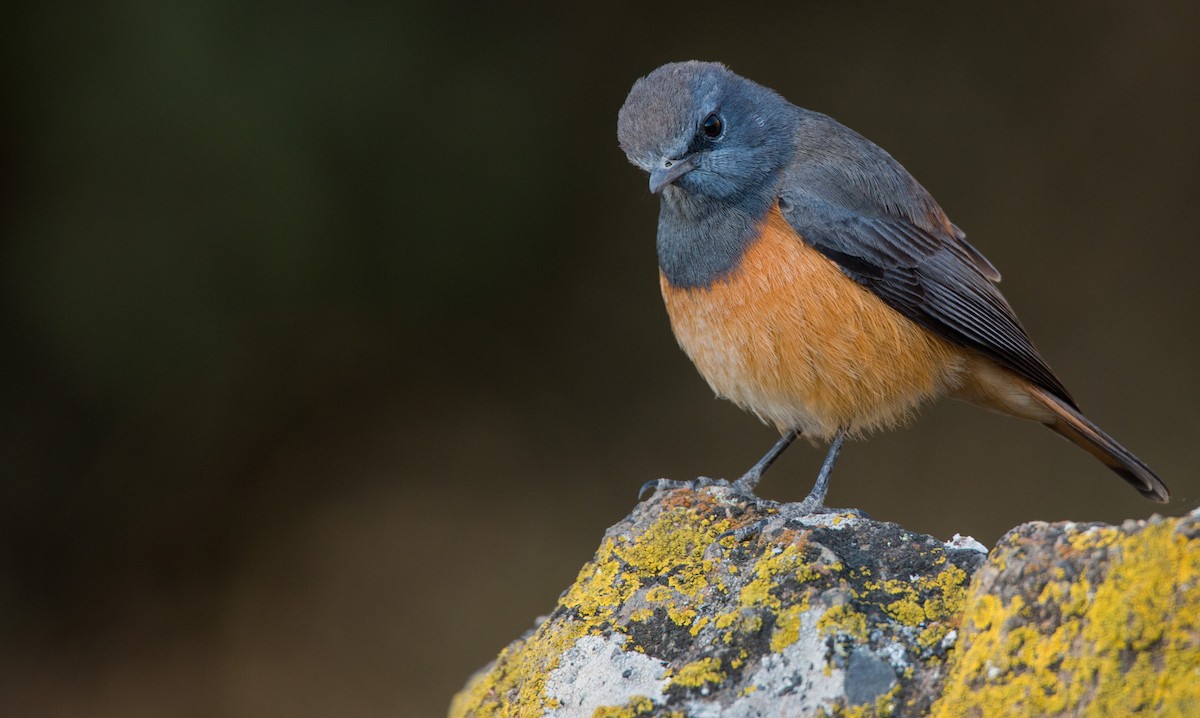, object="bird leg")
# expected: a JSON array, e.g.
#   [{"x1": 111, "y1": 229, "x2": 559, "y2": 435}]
[
  {"x1": 638, "y1": 429, "x2": 800, "y2": 501},
  {"x1": 731, "y1": 429, "x2": 799, "y2": 495},
  {"x1": 791, "y1": 429, "x2": 845, "y2": 514},
  {"x1": 721, "y1": 429, "x2": 866, "y2": 542}
]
